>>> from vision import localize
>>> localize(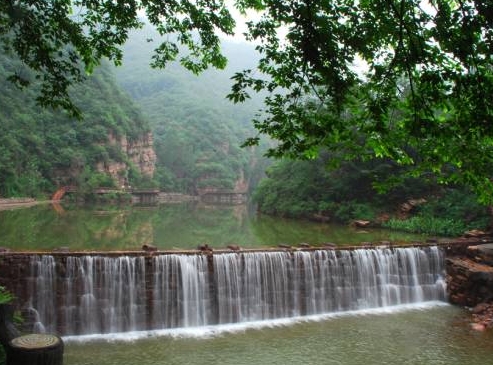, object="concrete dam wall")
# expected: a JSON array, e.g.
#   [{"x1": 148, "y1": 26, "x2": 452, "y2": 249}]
[{"x1": 0, "y1": 245, "x2": 450, "y2": 336}]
